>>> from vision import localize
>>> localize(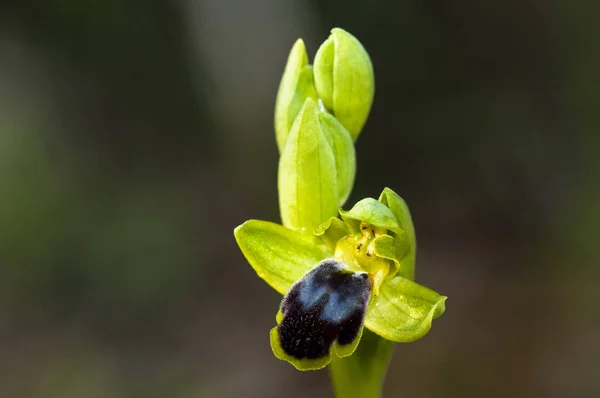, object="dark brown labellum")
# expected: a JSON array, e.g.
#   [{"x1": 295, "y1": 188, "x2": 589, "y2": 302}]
[{"x1": 276, "y1": 258, "x2": 371, "y2": 360}]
